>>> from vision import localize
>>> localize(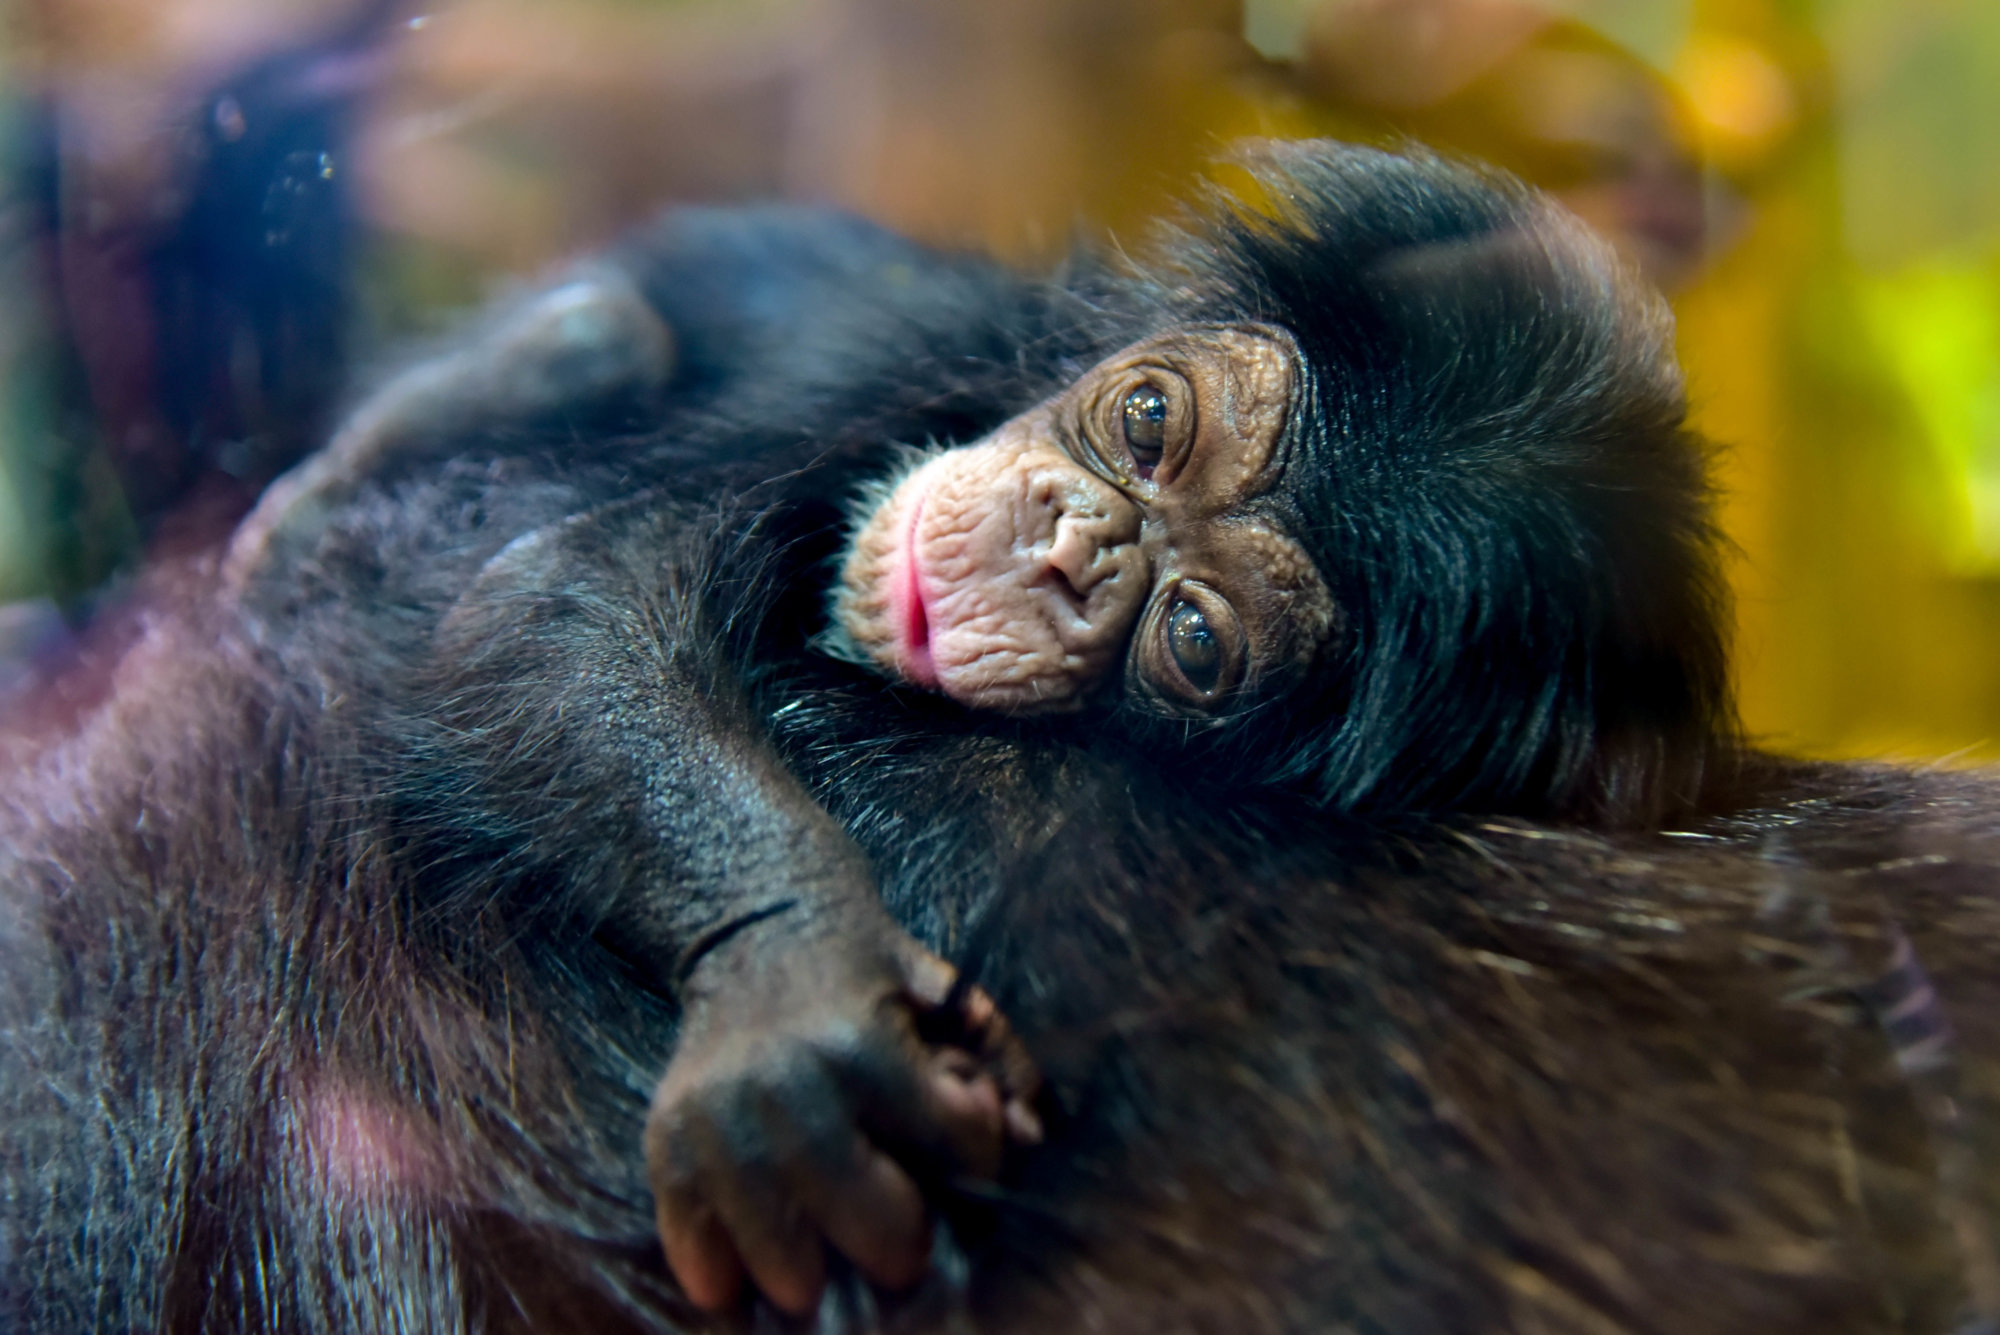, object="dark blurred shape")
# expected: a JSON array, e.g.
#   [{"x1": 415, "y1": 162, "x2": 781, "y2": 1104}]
[
  {"x1": 25, "y1": 0, "x2": 391, "y2": 591},
  {"x1": 1295, "y1": 0, "x2": 1710, "y2": 291},
  {"x1": 0, "y1": 599, "x2": 69, "y2": 698}
]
